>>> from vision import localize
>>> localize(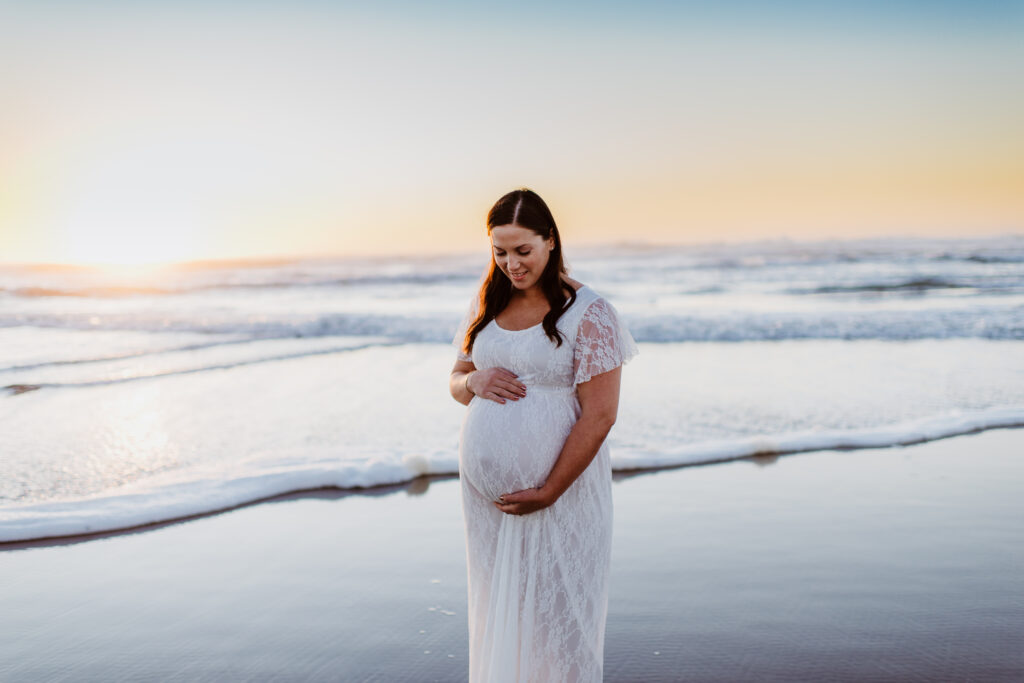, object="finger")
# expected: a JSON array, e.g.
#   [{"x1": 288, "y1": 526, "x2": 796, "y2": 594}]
[
  {"x1": 482, "y1": 377, "x2": 524, "y2": 396},
  {"x1": 496, "y1": 368, "x2": 519, "y2": 380},
  {"x1": 497, "y1": 376, "x2": 526, "y2": 390},
  {"x1": 489, "y1": 376, "x2": 520, "y2": 393},
  {"x1": 488, "y1": 386, "x2": 519, "y2": 400},
  {"x1": 500, "y1": 379, "x2": 527, "y2": 393},
  {"x1": 496, "y1": 380, "x2": 526, "y2": 396},
  {"x1": 495, "y1": 499, "x2": 524, "y2": 513},
  {"x1": 479, "y1": 382, "x2": 515, "y2": 400}
]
